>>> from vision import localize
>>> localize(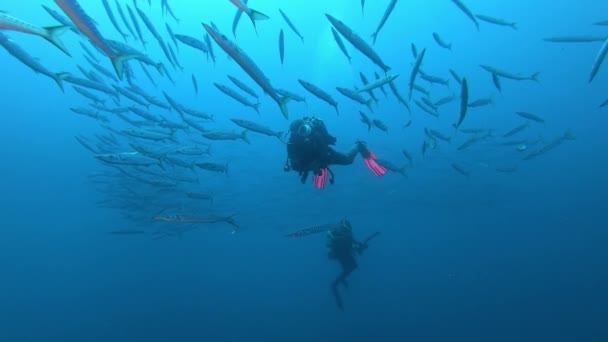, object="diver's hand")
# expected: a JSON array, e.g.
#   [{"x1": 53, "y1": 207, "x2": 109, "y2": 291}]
[
  {"x1": 354, "y1": 140, "x2": 367, "y2": 149},
  {"x1": 355, "y1": 141, "x2": 371, "y2": 157},
  {"x1": 355, "y1": 242, "x2": 368, "y2": 255}
]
